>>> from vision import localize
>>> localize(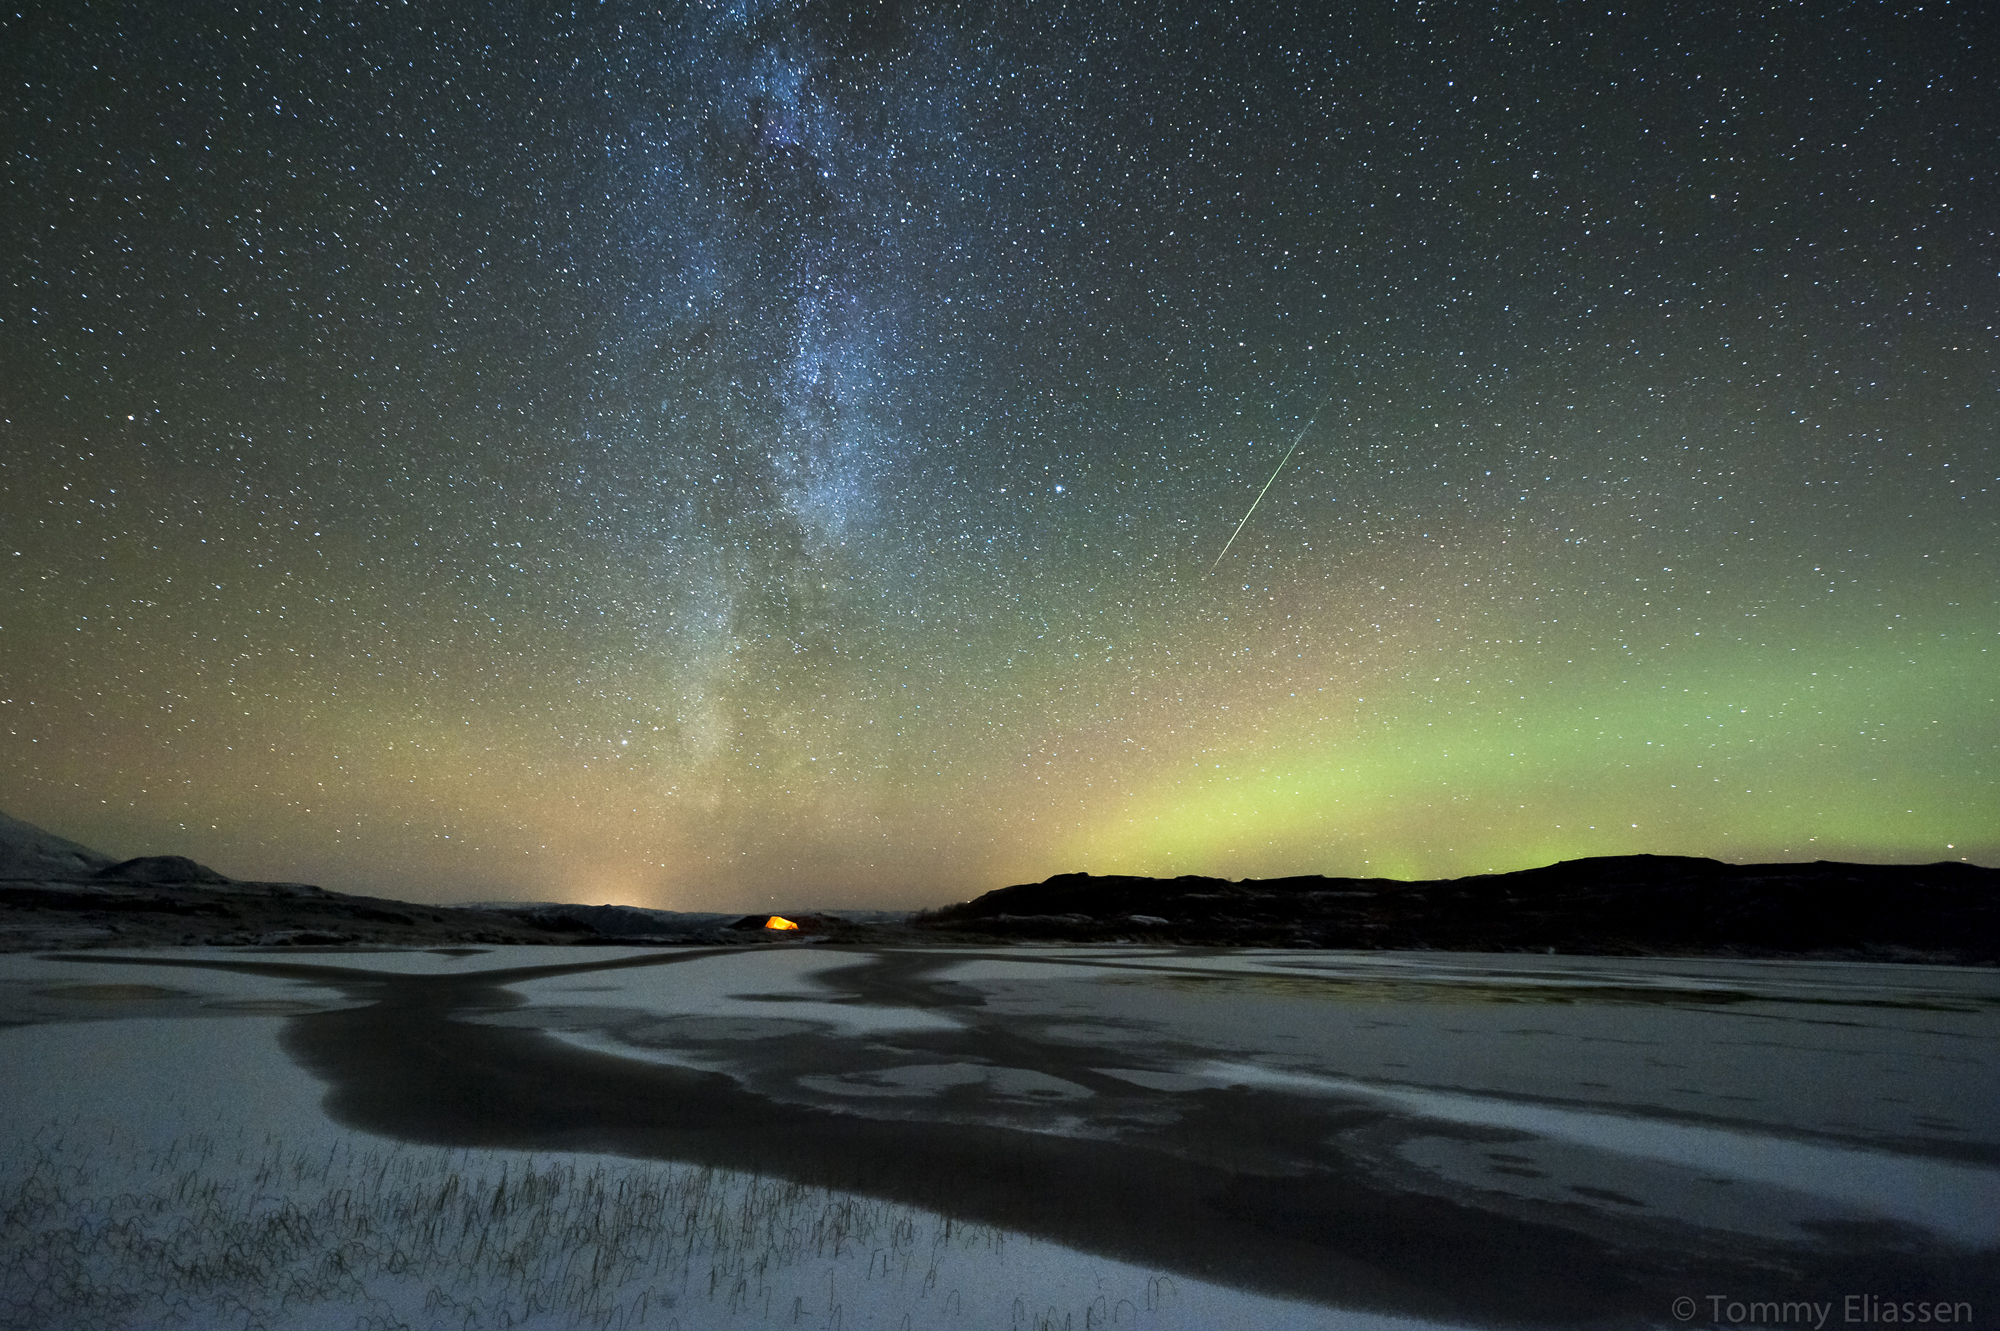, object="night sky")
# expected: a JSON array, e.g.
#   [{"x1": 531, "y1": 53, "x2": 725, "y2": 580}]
[{"x1": 3, "y1": 2, "x2": 1993, "y2": 910}]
